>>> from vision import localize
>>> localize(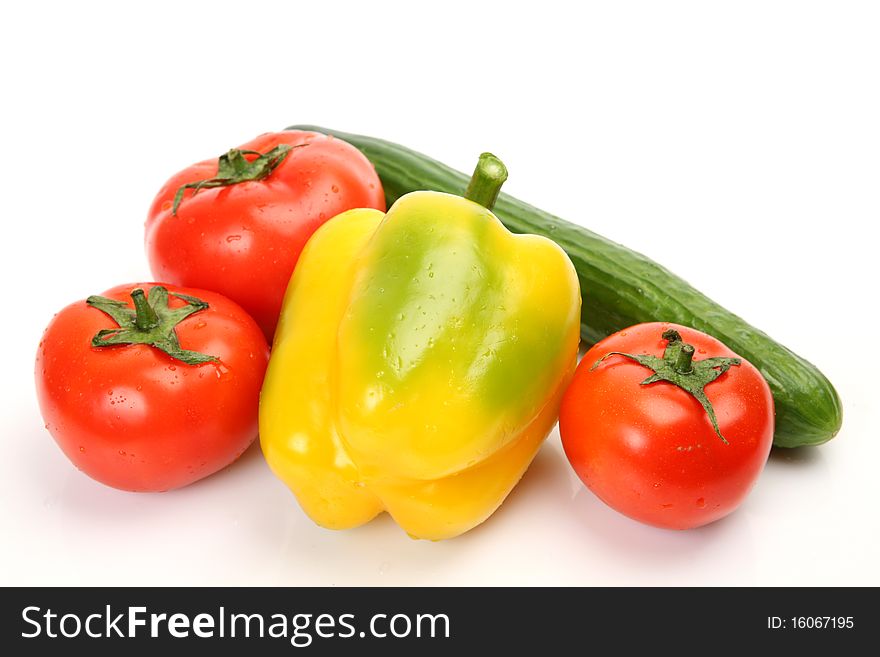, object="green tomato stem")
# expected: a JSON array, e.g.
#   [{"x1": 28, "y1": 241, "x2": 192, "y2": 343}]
[
  {"x1": 590, "y1": 329, "x2": 742, "y2": 444},
  {"x1": 87, "y1": 286, "x2": 217, "y2": 366},
  {"x1": 675, "y1": 343, "x2": 695, "y2": 374},
  {"x1": 131, "y1": 288, "x2": 159, "y2": 330},
  {"x1": 172, "y1": 144, "x2": 305, "y2": 215}
]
